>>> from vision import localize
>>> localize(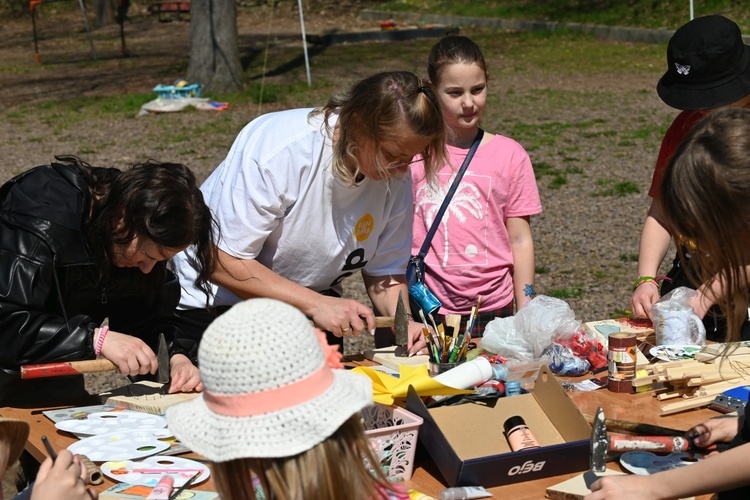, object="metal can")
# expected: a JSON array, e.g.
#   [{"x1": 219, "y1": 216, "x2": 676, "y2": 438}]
[{"x1": 608, "y1": 332, "x2": 637, "y2": 393}]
